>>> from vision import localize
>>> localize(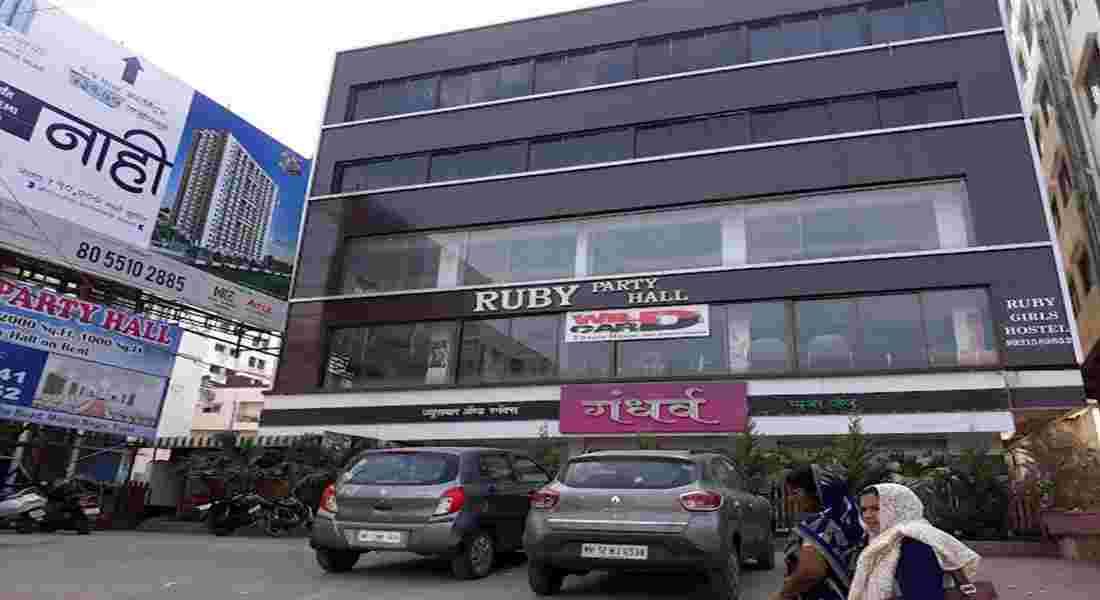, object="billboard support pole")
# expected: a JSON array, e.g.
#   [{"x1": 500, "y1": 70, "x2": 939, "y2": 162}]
[{"x1": 3, "y1": 427, "x2": 33, "y2": 488}]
